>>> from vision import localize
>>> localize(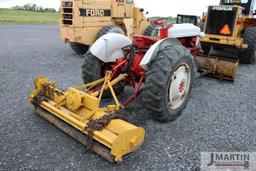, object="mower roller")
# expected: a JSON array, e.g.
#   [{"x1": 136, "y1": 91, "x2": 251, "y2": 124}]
[{"x1": 29, "y1": 23, "x2": 239, "y2": 163}]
